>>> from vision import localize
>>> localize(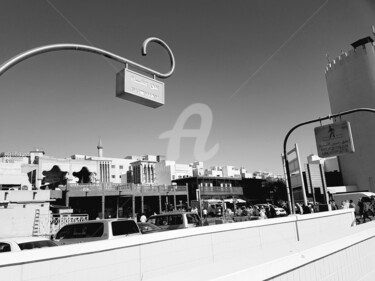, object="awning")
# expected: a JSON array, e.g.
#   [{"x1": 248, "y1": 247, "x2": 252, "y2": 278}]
[
  {"x1": 224, "y1": 198, "x2": 246, "y2": 204},
  {"x1": 204, "y1": 199, "x2": 223, "y2": 204}
]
